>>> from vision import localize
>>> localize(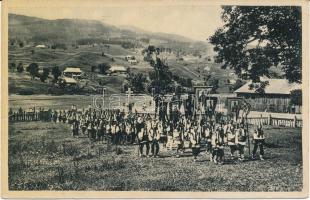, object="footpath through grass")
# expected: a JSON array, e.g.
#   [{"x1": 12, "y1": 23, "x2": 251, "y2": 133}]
[{"x1": 8, "y1": 122, "x2": 302, "y2": 191}]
